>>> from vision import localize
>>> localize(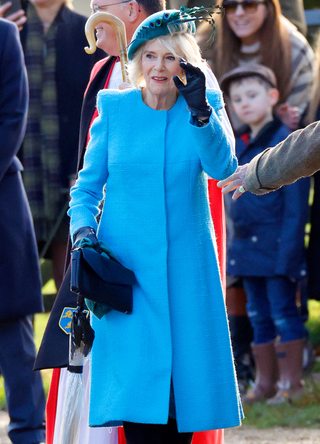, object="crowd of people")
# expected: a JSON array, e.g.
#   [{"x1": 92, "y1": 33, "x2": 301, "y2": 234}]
[{"x1": 0, "y1": 0, "x2": 320, "y2": 443}]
